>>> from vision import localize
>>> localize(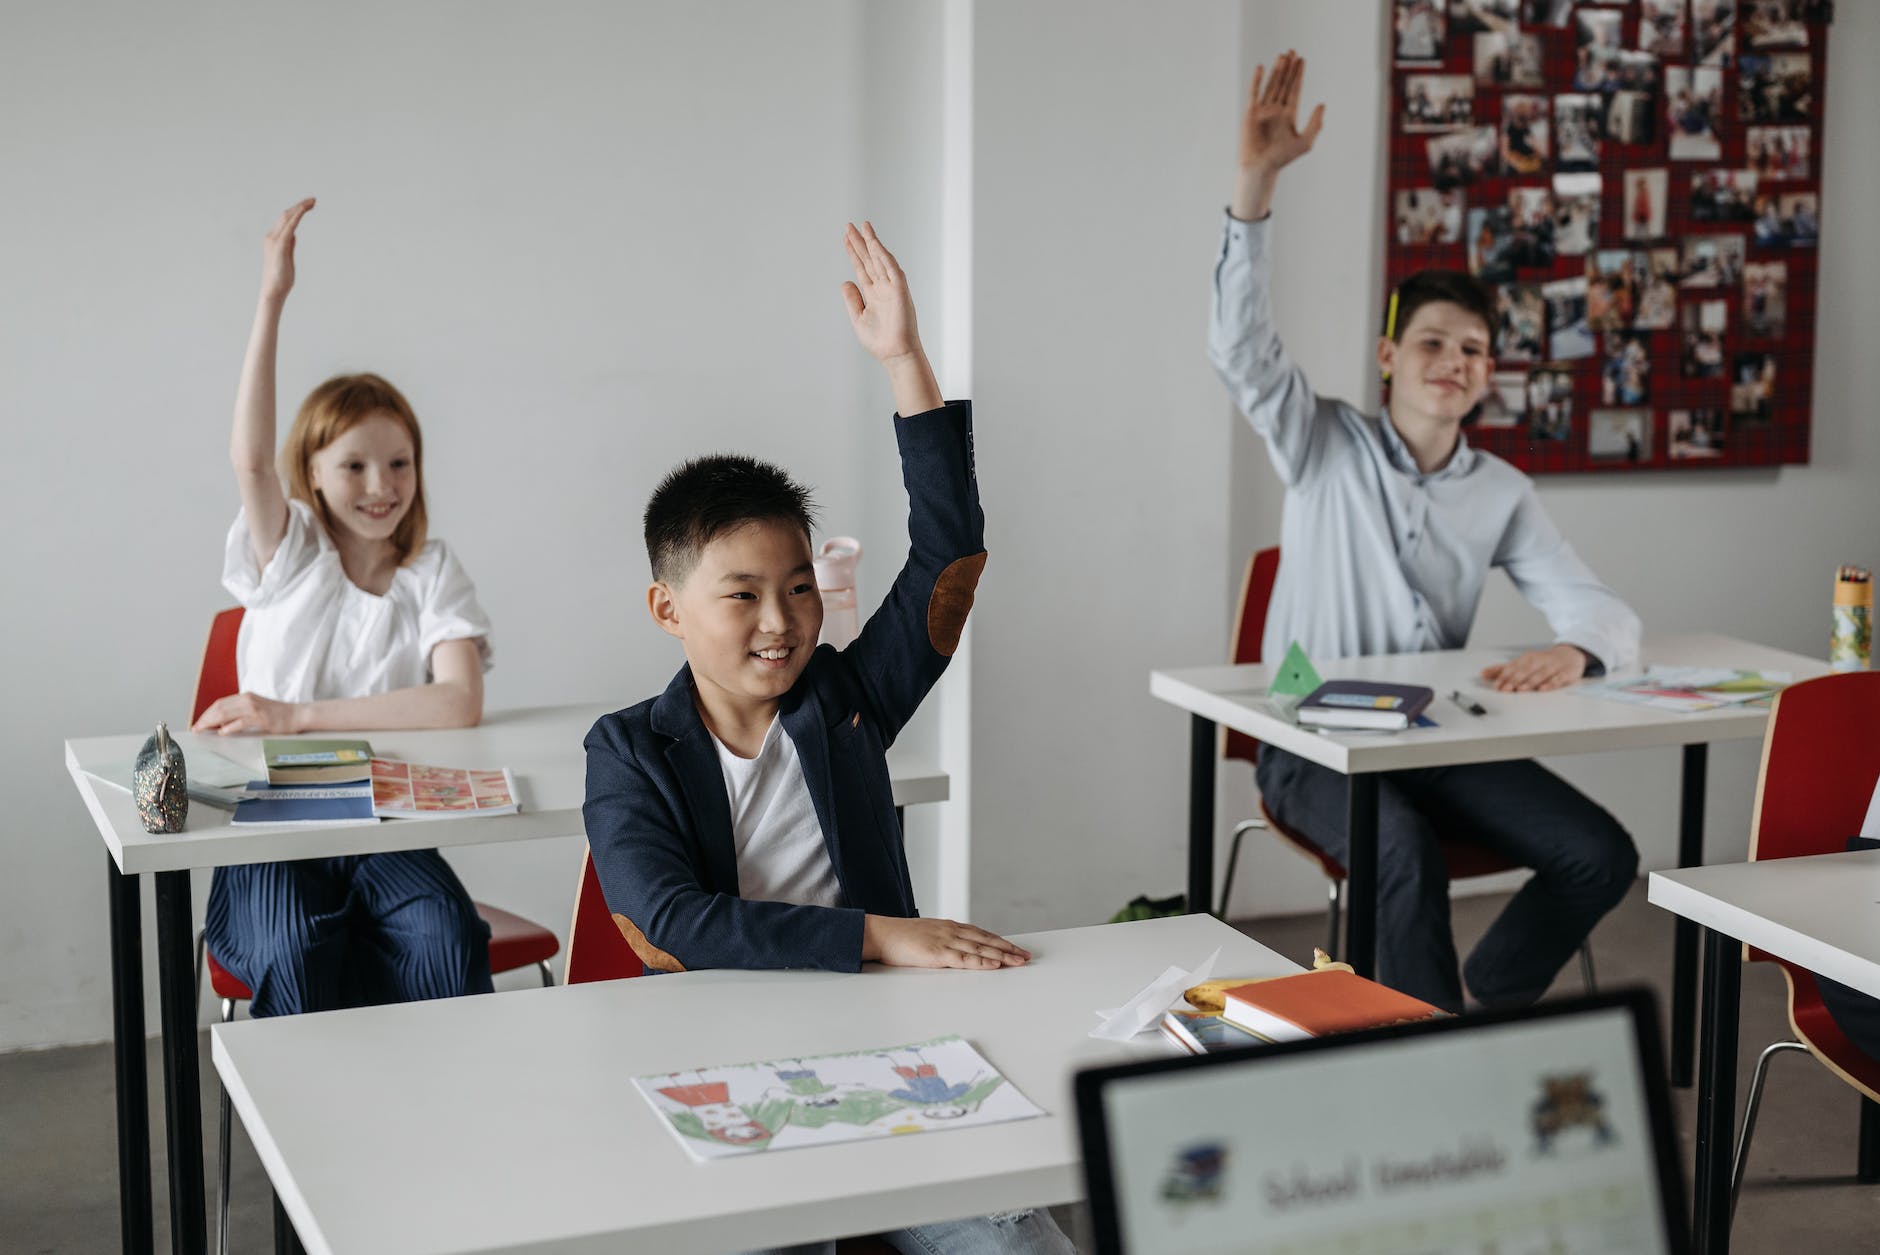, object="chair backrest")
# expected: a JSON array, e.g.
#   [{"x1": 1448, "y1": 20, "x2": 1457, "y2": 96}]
[
  {"x1": 564, "y1": 850, "x2": 645, "y2": 984},
  {"x1": 192, "y1": 606, "x2": 246, "y2": 724},
  {"x1": 1223, "y1": 547, "x2": 1281, "y2": 770},
  {"x1": 1747, "y1": 671, "x2": 1880, "y2": 864}
]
